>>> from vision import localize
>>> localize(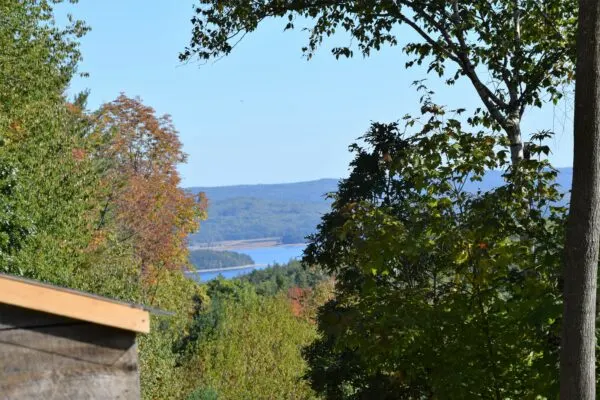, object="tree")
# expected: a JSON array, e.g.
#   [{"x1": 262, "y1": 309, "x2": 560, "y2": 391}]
[
  {"x1": 0, "y1": 0, "x2": 89, "y2": 274},
  {"x1": 182, "y1": 0, "x2": 576, "y2": 164},
  {"x1": 93, "y1": 95, "x2": 207, "y2": 277},
  {"x1": 560, "y1": 0, "x2": 600, "y2": 397},
  {"x1": 303, "y1": 92, "x2": 566, "y2": 398},
  {"x1": 0, "y1": 2, "x2": 139, "y2": 298},
  {"x1": 179, "y1": 279, "x2": 319, "y2": 399},
  {"x1": 0, "y1": 4, "x2": 212, "y2": 399},
  {"x1": 138, "y1": 268, "x2": 208, "y2": 400}
]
